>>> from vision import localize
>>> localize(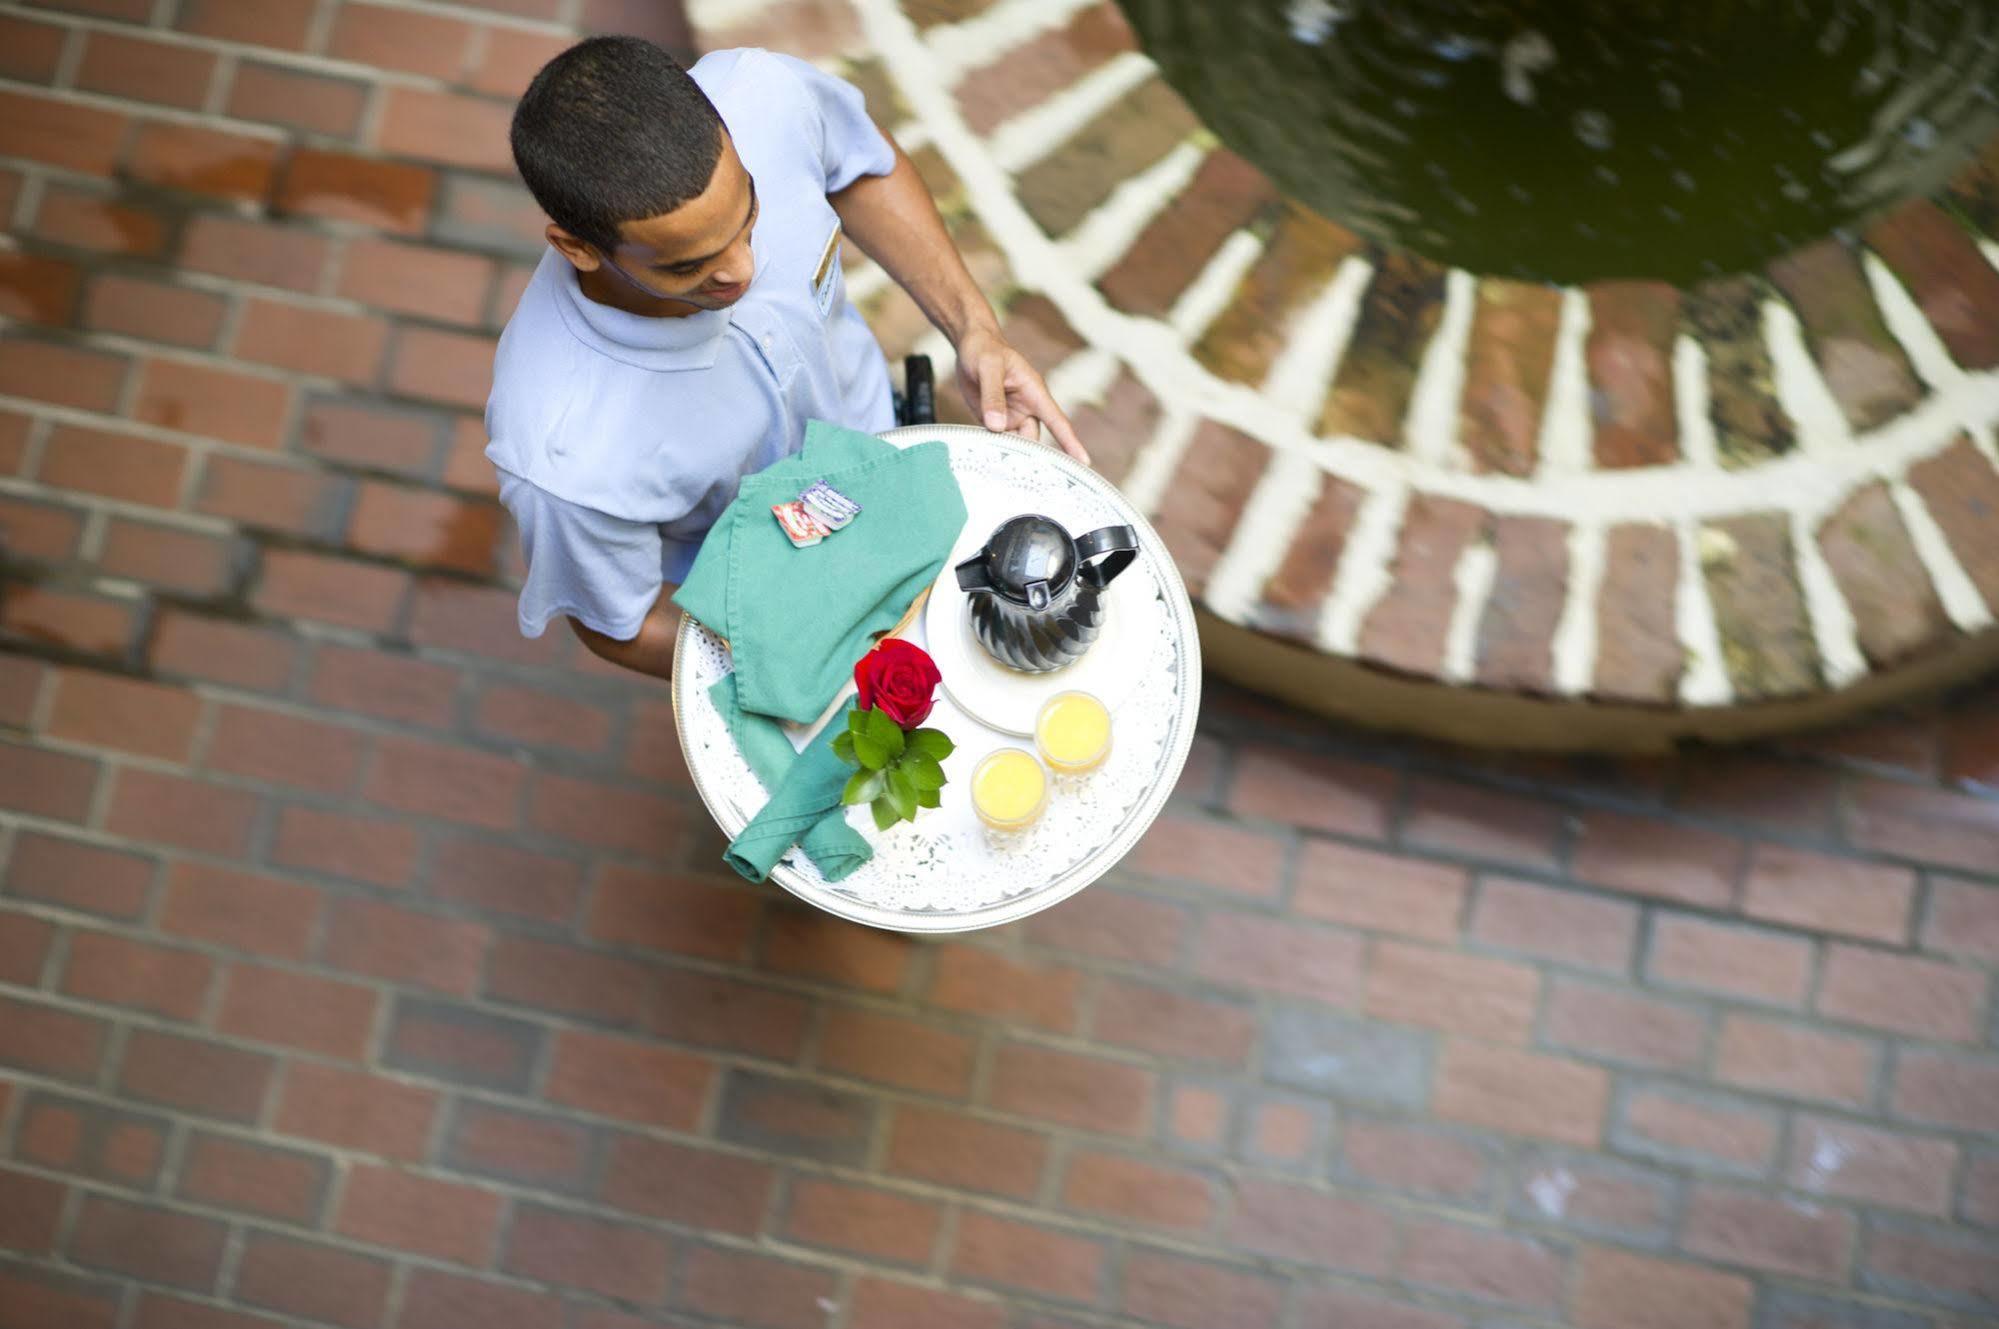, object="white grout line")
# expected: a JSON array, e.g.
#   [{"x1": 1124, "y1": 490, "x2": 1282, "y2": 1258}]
[
  {"x1": 927, "y1": 0, "x2": 1105, "y2": 85},
  {"x1": 1534, "y1": 287, "x2": 1594, "y2": 475},
  {"x1": 1889, "y1": 477, "x2": 1996, "y2": 631},
  {"x1": 1676, "y1": 519, "x2": 1734, "y2": 706},
  {"x1": 1118, "y1": 407, "x2": 1200, "y2": 519},
  {"x1": 1057, "y1": 139, "x2": 1205, "y2": 276},
  {"x1": 1764, "y1": 296, "x2": 1852, "y2": 452},
  {"x1": 1199, "y1": 448, "x2": 1314, "y2": 623},
  {"x1": 1045, "y1": 345, "x2": 1121, "y2": 408},
  {"x1": 987, "y1": 50, "x2": 1156, "y2": 175},
  {"x1": 1403, "y1": 268, "x2": 1476, "y2": 470},
  {"x1": 686, "y1": 0, "x2": 789, "y2": 35},
  {"x1": 1672, "y1": 334, "x2": 1721, "y2": 470},
  {"x1": 1318, "y1": 480, "x2": 1407, "y2": 654},
  {"x1": 1550, "y1": 520, "x2": 1604, "y2": 696},
  {"x1": 1167, "y1": 229, "x2": 1264, "y2": 345},
  {"x1": 1981, "y1": 237, "x2": 1999, "y2": 278},
  {"x1": 1263, "y1": 255, "x2": 1373, "y2": 422},
  {"x1": 1441, "y1": 538, "x2": 1498, "y2": 684},
  {"x1": 1790, "y1": 506, "x2": 1868, "y2": 688},
  {"x1": 1862, "y1": 249, "x2": 1967, "y2": 392}
]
